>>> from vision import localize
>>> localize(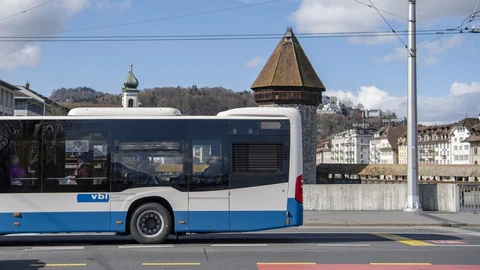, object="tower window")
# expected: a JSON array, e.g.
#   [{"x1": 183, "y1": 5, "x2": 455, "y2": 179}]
[{"x1": 128, "y1": 99, "x2": 133, "y2": 107}]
